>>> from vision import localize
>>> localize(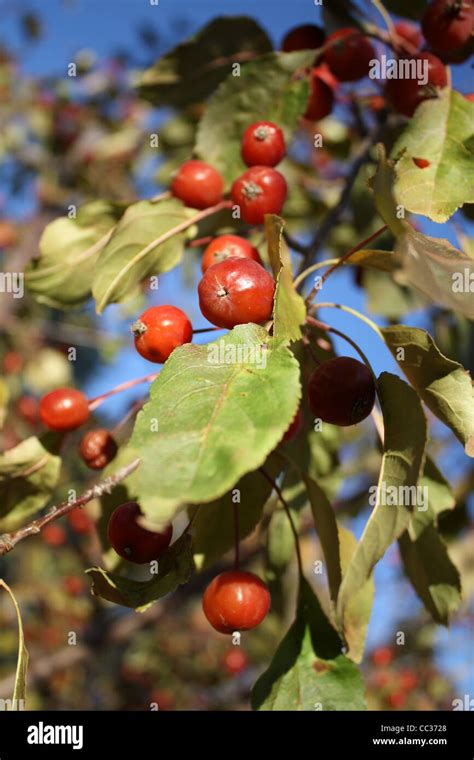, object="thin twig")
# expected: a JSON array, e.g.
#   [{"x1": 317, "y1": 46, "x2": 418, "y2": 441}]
[
  {"x1": 297, "y1": 118, "x2": 387, "y2": 274},
  {"x1": 303, "y1": 224, "x2": 388, "y2": 304},
  {"x1": 0, "y1": 458, "x2": 141, "y2": 556},
  {"x1": 233, "y1": 501, "x2": 240, "y2": 570},
  {"x1": 89, "y1": 373, "x2": 158, "y2": 411},
  {"x1": 306, "y1": 315, "x2": 376, "y2": 381}
]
